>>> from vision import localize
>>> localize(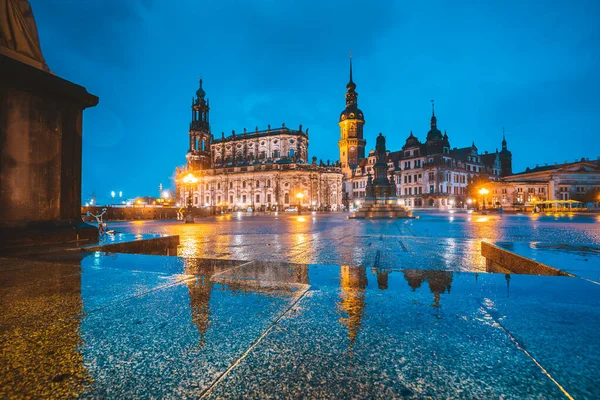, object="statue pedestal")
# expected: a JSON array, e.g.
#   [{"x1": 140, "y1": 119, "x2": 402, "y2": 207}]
[
  {"x1": 0, "y1": 55, "x2": 99, "y2": 249},
  {"x1": 350, "y1": 198, "x2": 413, "y2": 219},
  {"x1": 184, "y1": 210, "x2": 195, "y2": 223}
]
